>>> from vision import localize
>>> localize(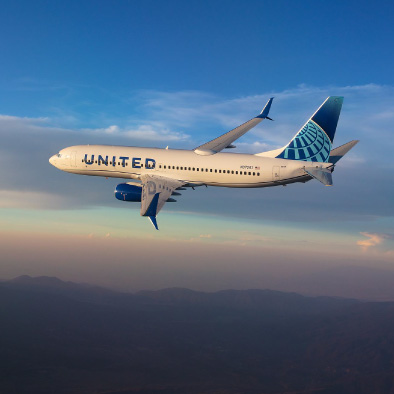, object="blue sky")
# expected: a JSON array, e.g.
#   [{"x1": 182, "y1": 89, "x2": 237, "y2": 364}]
[
  {"x1": 2, "y1": 0, "x2": 394, "y2": 118},
  {"x1": 1, "y1": 0, "x2": 394, "y2": 296}
]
